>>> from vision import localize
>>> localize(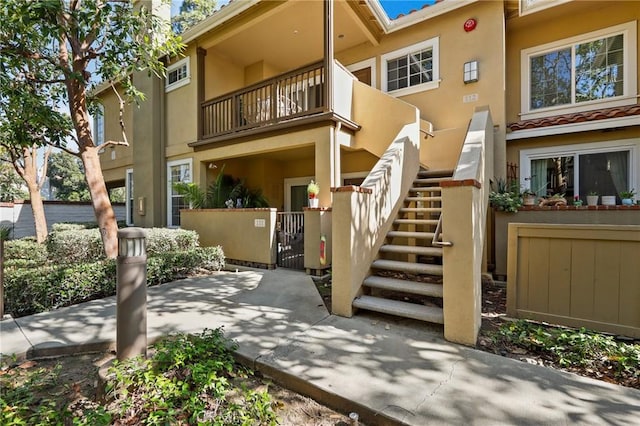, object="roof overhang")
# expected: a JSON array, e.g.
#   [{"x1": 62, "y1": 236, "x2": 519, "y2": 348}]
[{"x1": 365, "y1": 0, "x2": 478, "y2": 33}]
